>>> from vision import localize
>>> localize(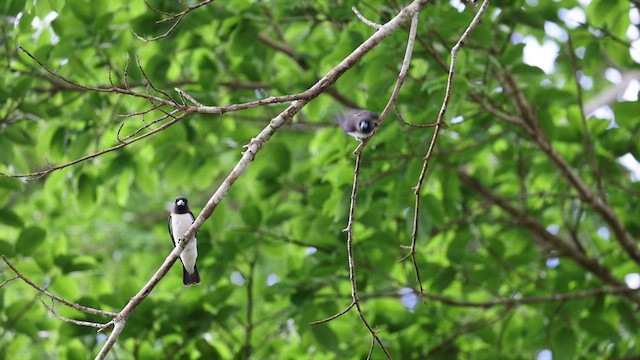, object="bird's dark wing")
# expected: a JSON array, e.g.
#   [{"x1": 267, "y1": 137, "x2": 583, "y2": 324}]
[
  {"x1": 168, "y1": 214, "x2": 176, "y2": 246},
  {"x1": 336, "y1": 111, "x2": 357, "y2": 133}
]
